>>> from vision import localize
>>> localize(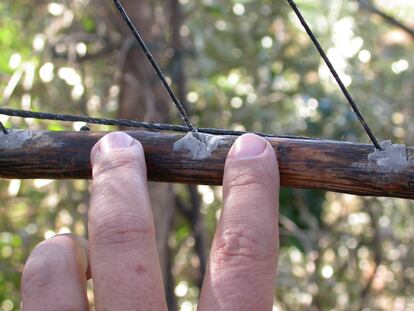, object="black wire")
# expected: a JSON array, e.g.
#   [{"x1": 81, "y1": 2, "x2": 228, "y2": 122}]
[
  {"x1": 285, "y1": 0, "x2": 382, "y2": 150},
  {"x1": 112, "y1": 0, "x2": 196, "y2": 133},
  {"x1": 0, "y1": 107, "x2": 319, "y2": 140},
  {"x1": 1, "y1": 1, "x2": 384, "y2": 151}
]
